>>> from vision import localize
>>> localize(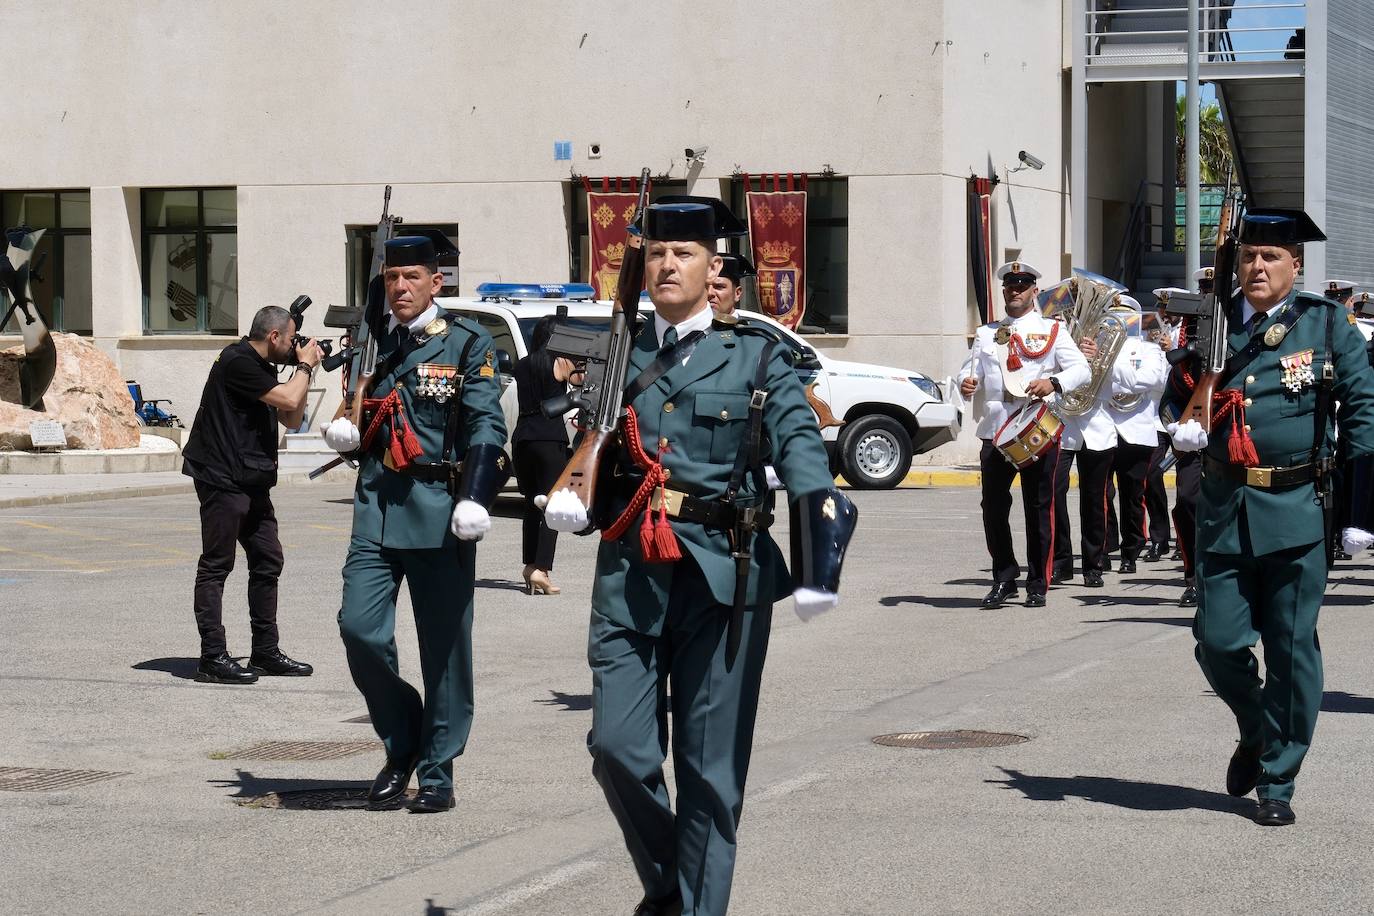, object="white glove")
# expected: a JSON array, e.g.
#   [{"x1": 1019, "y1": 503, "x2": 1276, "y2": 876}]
[
  {"x1": 449, "y1": 500, "x2": 491, "y2": 541},
  {"x1": 321, "y1": 417, "x2": 361, "y2": 453},
  {"x1": 1167, "y1": 419, "x2": 1208, "y2": 452},
  {"x1": 543, "y1": 487, "x2": 589, "y2": 533},
  {"x1": 793, "y1": 586, "x2": 839, "y2": 621},
  {"x1": 1342, "y1": 527, "x2": 1374, "y2": 555},
  {"x1": 764, "y1": 465, "x2": 783, "y2": 490}
]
